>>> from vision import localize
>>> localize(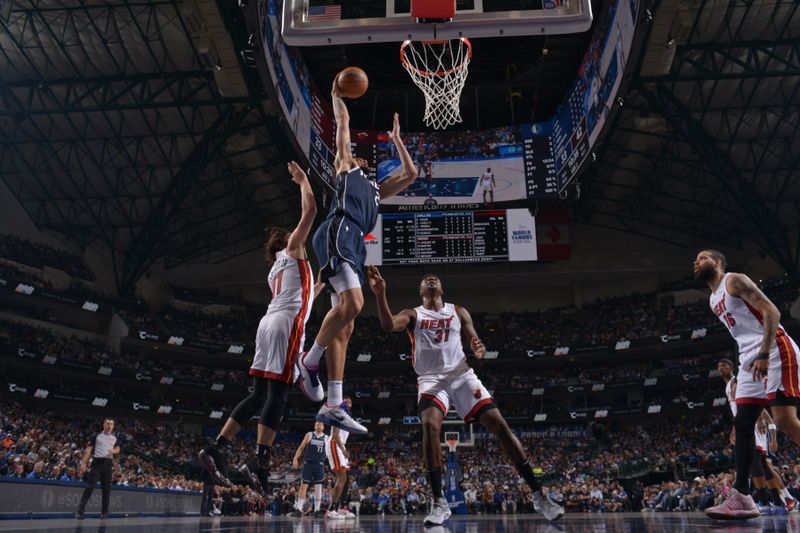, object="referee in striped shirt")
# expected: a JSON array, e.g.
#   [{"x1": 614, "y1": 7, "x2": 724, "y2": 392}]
[{"x1": 77, "y1": 418, "x2": 120, "y2": 519}]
